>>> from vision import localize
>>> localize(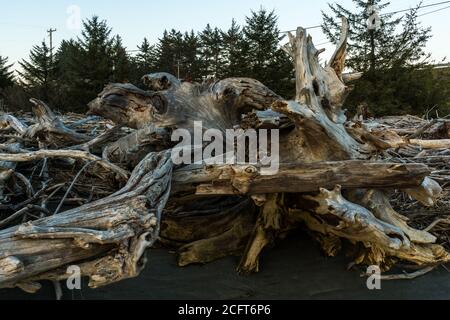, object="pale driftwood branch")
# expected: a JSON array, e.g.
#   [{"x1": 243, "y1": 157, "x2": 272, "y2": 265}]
[
  {"x1": 425, "y1": 219, "x2": 450, "y2": 232},
  {"x1": 0, "y1": 115, "x2": 29, "y2": 135},
  {"x1": 409, "y1": 139, "x2": 450, "y2": 149},
  {"x1": 298, "y1": 186, "x2": 449, "y2": 267},
  {"x1": 364, "y1": 266, "x2": 437, "y2": 281},
  {"x1": 26, "y1": 99, "x2": 91, "y2": 147},
  {"x1": 0, "y1": 150, "x2": 129, "y2": 181},
  {"x1": 329, "y1": 17, "x2": 349, "y2": 79},
  {"x1": 405, "y1": 177, "x2": 443, "y2": 207}
]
